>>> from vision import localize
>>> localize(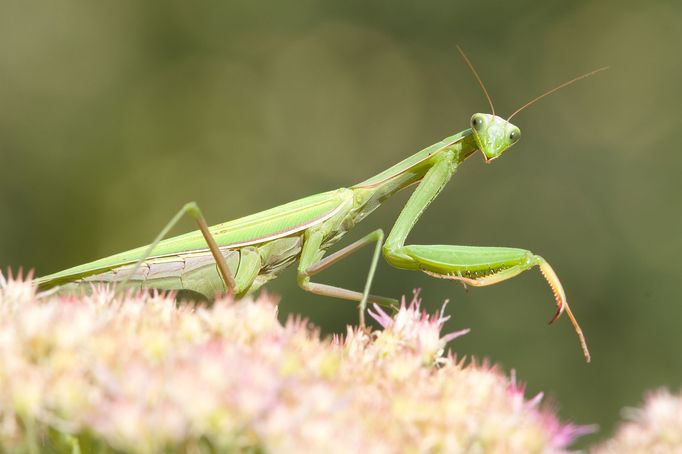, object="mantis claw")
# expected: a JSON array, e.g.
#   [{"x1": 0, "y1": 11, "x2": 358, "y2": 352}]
[
  {"x1": 538, "y1": 260, "x2": 566, "y2": 324},
  {"x1": 538, "y1": 259, "x2": 591, "y2": 363},
  {"x1": 410, "y1": 246, "x2": 591, "y2": 363},
  {"x1": 549, "y1": 306, "x2": 563, "y2": 325}
]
